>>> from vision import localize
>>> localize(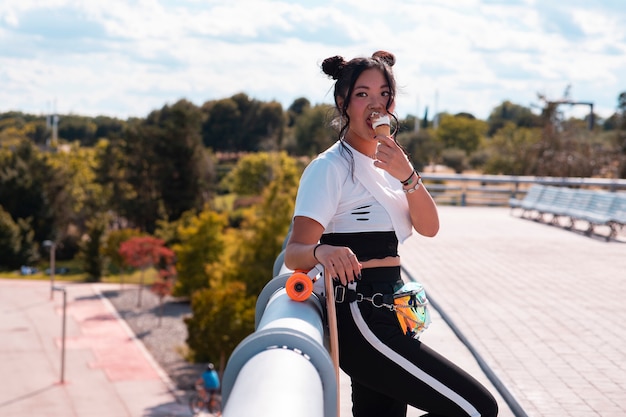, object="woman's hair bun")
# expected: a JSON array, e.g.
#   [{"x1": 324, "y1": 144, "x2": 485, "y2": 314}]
[
  {"x1": 321, "y1": 55, "x2": 347, "y2": 80},
  {"x1": 372, "y1": 50, "x2": 395, "y2": 67}
]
